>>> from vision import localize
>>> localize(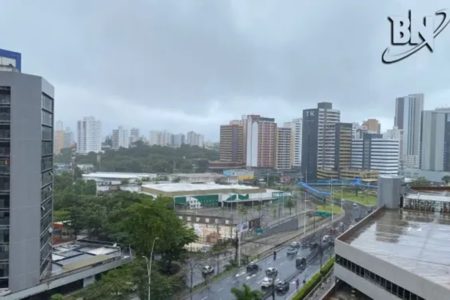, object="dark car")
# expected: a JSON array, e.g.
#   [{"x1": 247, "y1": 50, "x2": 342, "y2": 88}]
[
  {"x1": 246, "y1": 262, "x2": 259, "y2": 274},
  {"x1": 265, "y1": 267, "x2": 278, "y2": 278},
  {"x1": 296, "y1": 257, "x2": 306, "y2": 270},
  {"x1": 275, "y1": 280, "x2": 289, "y2": 293},
  {"x1": 310, "y1": 242, "x2": 319, "y2": 250}
]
